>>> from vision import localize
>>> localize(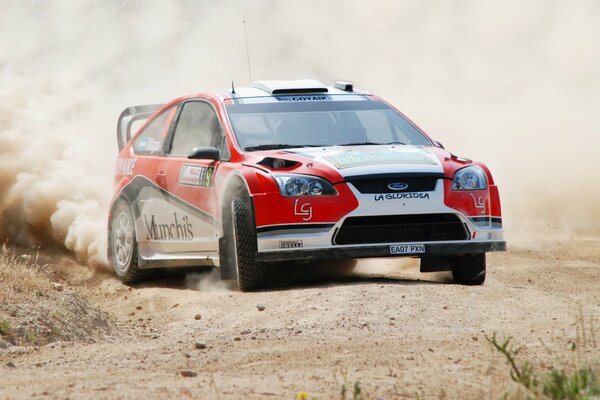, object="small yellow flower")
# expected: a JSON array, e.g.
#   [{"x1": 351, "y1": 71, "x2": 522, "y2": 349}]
[{"x1": 296, "y1": 392, "x2": 310, "y2": 400}]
